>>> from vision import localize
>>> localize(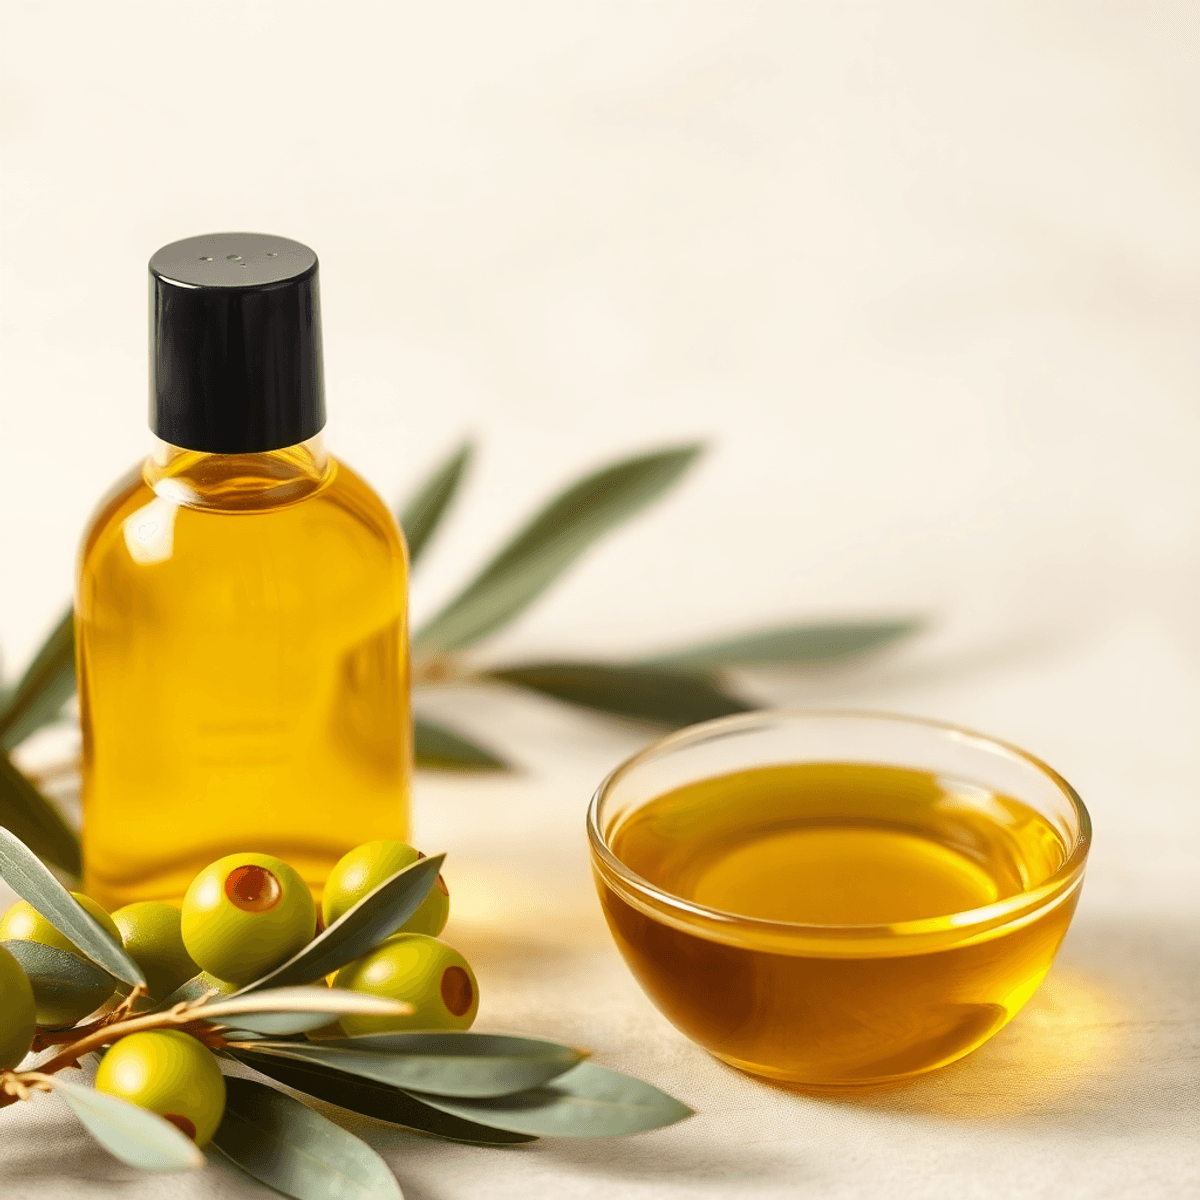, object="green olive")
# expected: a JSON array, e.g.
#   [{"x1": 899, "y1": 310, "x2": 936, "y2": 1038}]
[
  {"x1": 94, "y1": 1030, "x2": 226, "y2": 1147},
  {"x1": 0, "y1": 892, "x2": 121, "y2": 953},
  {"x1": 112, "y1": 903, "x2": 199, "y2": 1002},
  {"x1": 322, "y1": 841, "x2": 450, "y2": 938},
  {"x1": 0, "y1": 893, "x2": 120, "y2": 1027},
  {"x1": 181, "y1": 852, "x2": 315, "y2": 985},
  {"x1": 334, "y1": 933, "x2": 478, "y2": 1035},
  {"x1": 0, "y1": 944, "x2": 36, "y2": 1069},
  {"x1": 194, "y1": 970, "x2": 238, "y2": 997}
]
